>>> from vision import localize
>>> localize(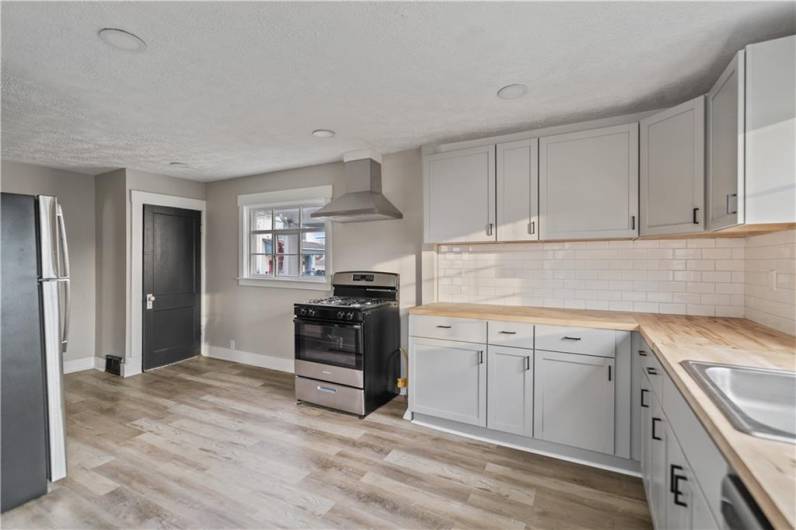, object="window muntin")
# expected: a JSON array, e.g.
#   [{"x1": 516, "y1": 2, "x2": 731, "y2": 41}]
[{"x1": 244, "y1": 205, "x2": 327, "y2": 281}]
